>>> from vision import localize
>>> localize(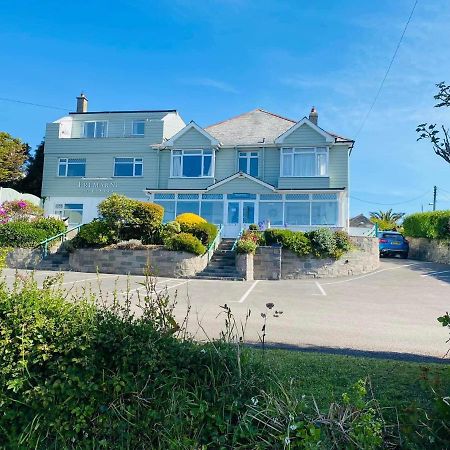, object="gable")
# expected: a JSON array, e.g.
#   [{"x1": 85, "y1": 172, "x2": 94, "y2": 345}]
[
  {"x1": 172, "y1": 127, "x2": 213, "y2": 147},
  {"x1": 208, "y1": 174, "x2": 274, "y2": 194},
  {"x1": 282, "y1": 123, "x2": 328, "y2": 146}
]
